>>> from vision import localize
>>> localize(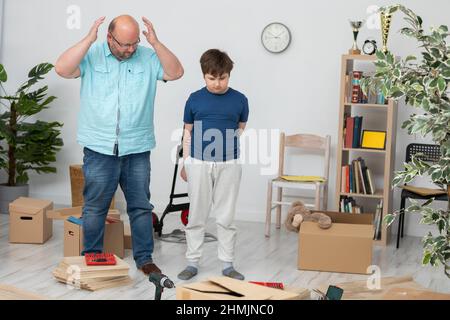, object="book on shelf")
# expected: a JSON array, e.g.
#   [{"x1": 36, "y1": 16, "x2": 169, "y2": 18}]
[
  {"x1": 373, "y1": 199, "x2": 383, "y2": 240},
  {"x1": 345, "y1": 116, "x2": 354, "y2": 148},
  {"x1": 353, "y1": 116, "x2": 363, "y2": 148},
  {"x1": 366, "y1": 168, "x2": 375, "y2": 195},
  {"x1": 357, "y1": 157, "x2": 367, "y2": 194},
  {"x1": 351, "y1": 71, "x2": 363, "y2": 103},
  {"x1": 345, "y1": 74, "x2": 351, "y2": 103},
  {"x1": 349, "y1": 162, "x2": 353, "y2": 193}
]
